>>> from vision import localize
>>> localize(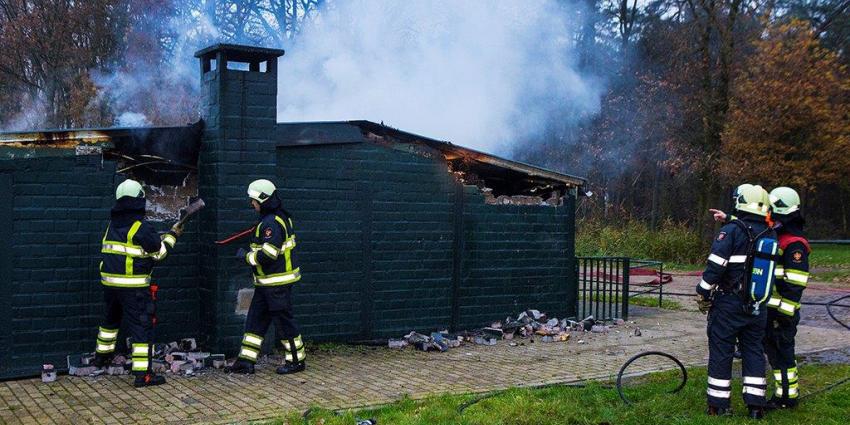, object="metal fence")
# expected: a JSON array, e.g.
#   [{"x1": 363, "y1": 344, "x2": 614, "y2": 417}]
[
  {"x1": 576, "y1": 257, "x2": 630, "y2": 321},
  {"x1": 628, "y1": 259, "x2": 666, "y2": 308}
]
